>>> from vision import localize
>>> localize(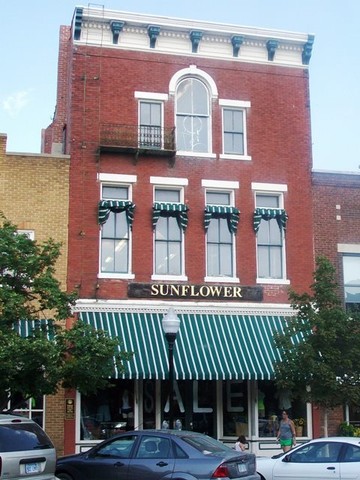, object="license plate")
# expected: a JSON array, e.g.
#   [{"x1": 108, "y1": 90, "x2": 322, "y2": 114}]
[
  {"x1": 25, "y1": 463, "x2": 41, "y2": 474},
  {"x1": 237, "y1": 463, "x2": 247, "y2": 474}
]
